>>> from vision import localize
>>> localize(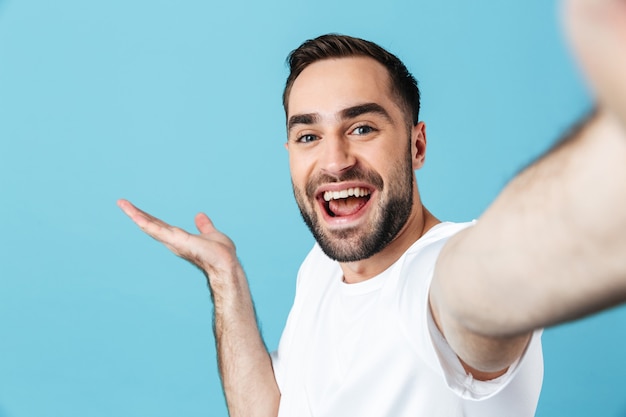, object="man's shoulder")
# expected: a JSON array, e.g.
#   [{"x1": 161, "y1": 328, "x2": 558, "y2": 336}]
[
  {"x1": 397, "y1": 221, "x2": 476, "y2": 290},
  {"x1": 404, "y1": 220, "x2": 476, "y2": 256},
  {"x1": 294, "y1": 243, "x2": 341, "y2": 287}
]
